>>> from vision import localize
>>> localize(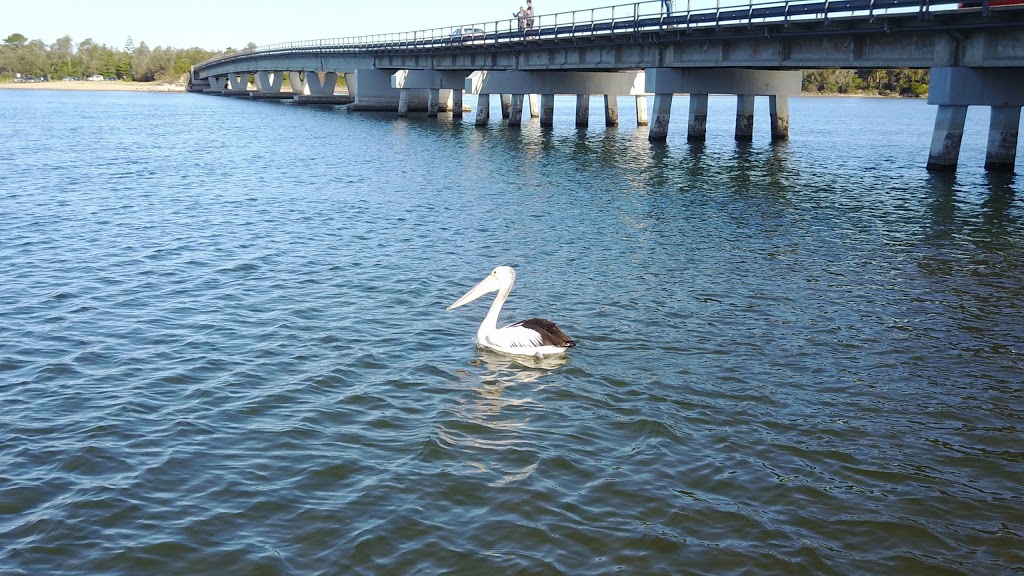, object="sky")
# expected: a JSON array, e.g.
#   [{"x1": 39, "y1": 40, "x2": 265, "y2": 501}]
[{"x1": 1, "y1": 0, "x2": 692, "y2": 52}]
